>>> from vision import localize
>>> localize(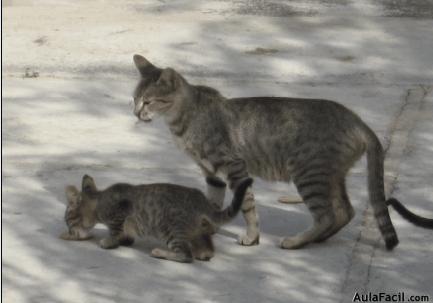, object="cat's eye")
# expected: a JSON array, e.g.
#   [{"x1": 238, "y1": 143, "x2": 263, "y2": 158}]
[
  {"x1": 154, "y1": 99, "x2": 170, "y2": 104},
  {"x1": 155, "y1": 79, "x2": 168, "y2": 87}
]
